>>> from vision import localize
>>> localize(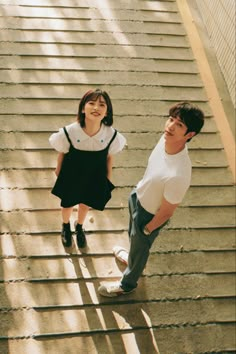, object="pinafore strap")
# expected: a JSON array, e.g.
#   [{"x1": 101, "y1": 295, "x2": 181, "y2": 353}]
[
  {"x1": 107, "y1": 129, "x2": 117, "y2": 149},
  {"x1": 63, "y1": 127, "x2": 72, "y2": 146}
]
